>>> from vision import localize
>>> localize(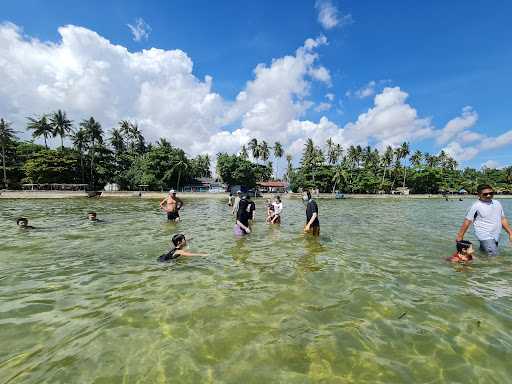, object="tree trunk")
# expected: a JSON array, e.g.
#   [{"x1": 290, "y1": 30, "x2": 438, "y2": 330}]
[
  {"x1": 402, "y1": 166, "x2": 407, "y2": 188},
  {"x1": 80, "y1": 151, "x2": 85, "y2": 184},
  {"x1": 176, "y1": 169, "x2": 181, "y2": 191},
  {"x1": 90, "y1": 143, "x2": 95, "y2": 190},
  {"x1": 2, "y1": 144, "x2": 7, "y2": 189},
  {"x1": 61, "y1": 135, "x2": 64, "y2": 150},
  {"x1": 44, "y1": 135, "x2": 48, "y2": 149}
]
